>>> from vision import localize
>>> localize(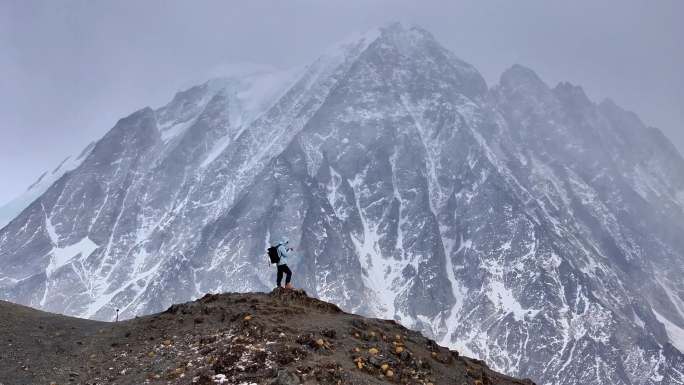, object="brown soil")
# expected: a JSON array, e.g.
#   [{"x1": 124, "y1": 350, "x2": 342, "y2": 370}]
[{"x1": 0, "y1": 289, "x2": 536, "y2": 385}]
